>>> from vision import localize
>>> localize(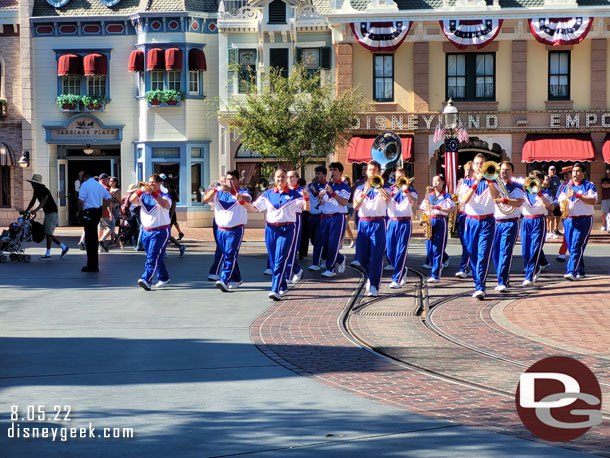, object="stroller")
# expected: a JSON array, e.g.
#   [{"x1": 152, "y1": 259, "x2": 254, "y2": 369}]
[{"x1": 0, "y1": 211, "x2": 35, "y2": 263}]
